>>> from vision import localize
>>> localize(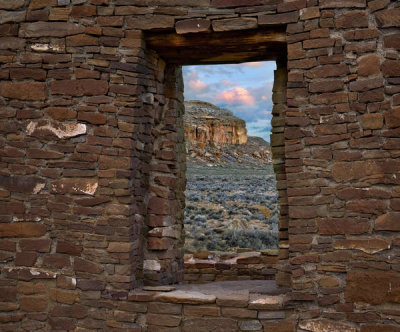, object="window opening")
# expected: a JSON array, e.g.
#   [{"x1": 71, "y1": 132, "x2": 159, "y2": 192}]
[{"x1": 182, "y1": 62, "x2": 279, "y2": 257}]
